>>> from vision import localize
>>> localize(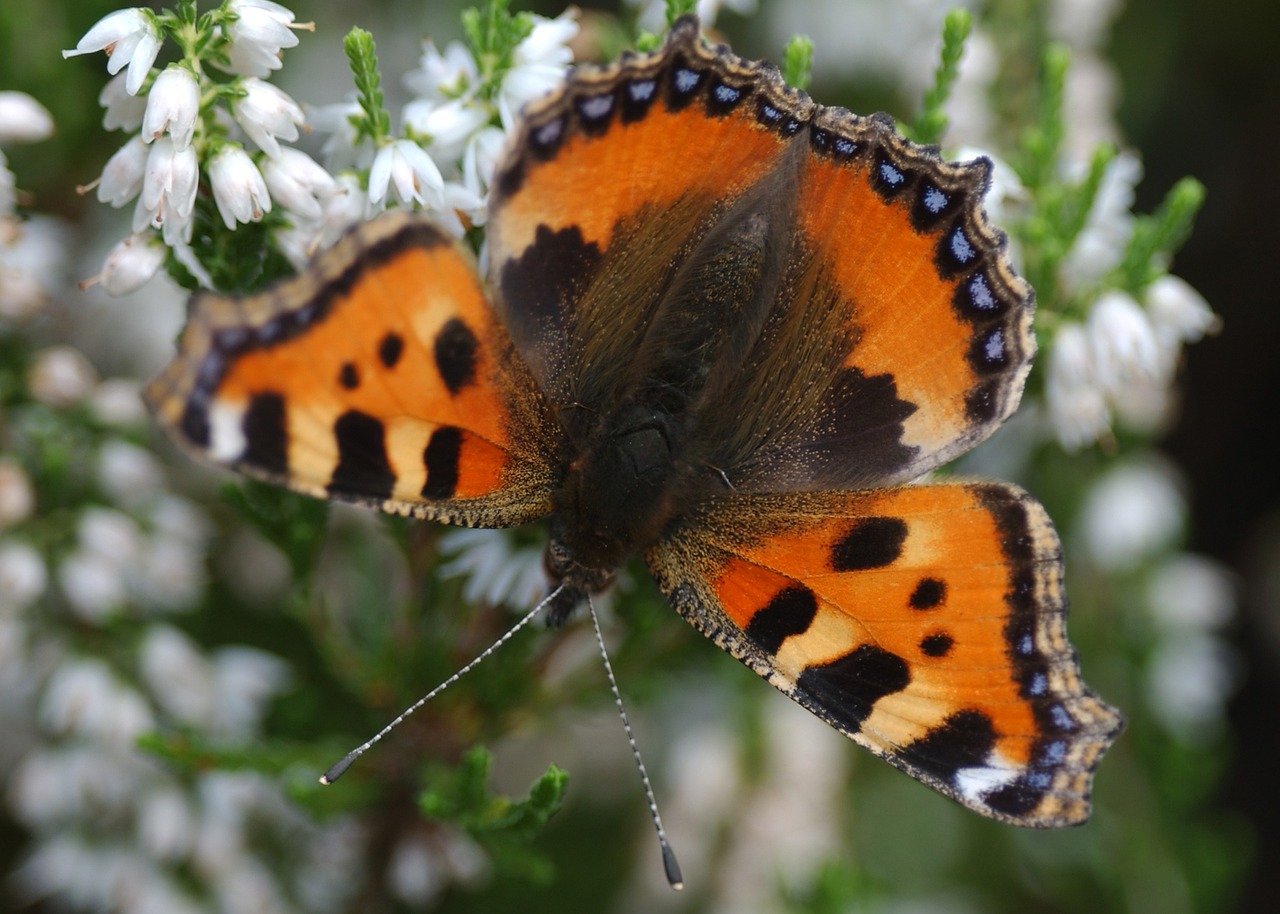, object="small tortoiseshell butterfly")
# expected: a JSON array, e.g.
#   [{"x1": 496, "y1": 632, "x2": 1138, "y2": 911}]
[{"x1": 146, "y1": 16, "x2": 1122, "y2": 826}]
